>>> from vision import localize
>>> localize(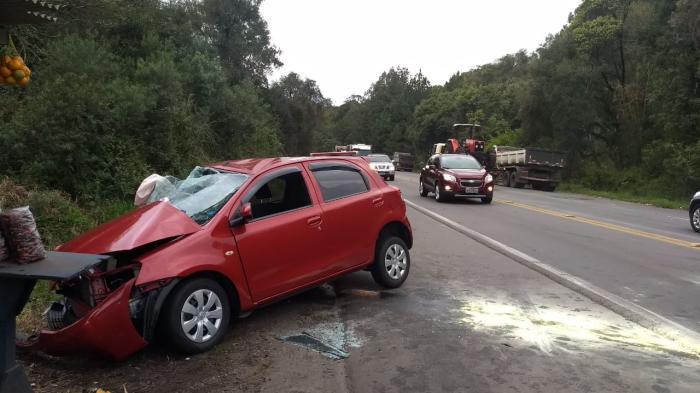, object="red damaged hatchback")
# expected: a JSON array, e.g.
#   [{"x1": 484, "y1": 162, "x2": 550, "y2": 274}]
[{"x1": 33, "y1": 157, "x2": 412, "y2": 359}]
